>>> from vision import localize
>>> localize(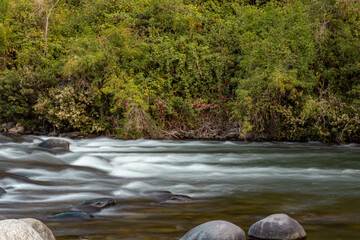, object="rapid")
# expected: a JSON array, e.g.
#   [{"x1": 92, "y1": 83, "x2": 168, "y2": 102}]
[{"x1": 0, "y1": 134, "x2": 359, "y2": 239}]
